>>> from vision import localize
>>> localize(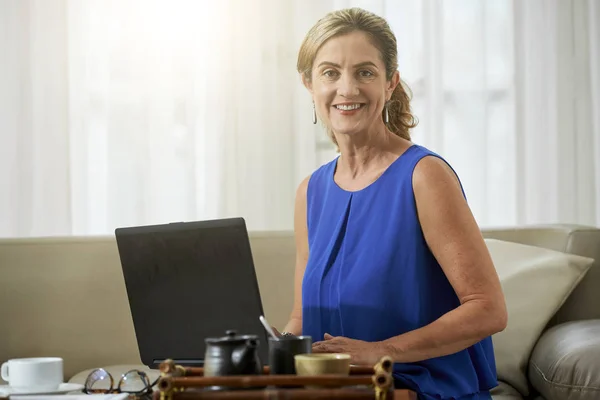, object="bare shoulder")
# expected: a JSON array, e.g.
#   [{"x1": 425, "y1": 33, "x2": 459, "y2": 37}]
[
  {"x1": 293, "y1": 174, "x2": 311, "y2": 254},
  {"x1": 412, "y1": 154, "x2": 463, "y2": 194},
  {"x1": 295, "y1": 174, "x2": 311, "y2": 203},
  {"x1": 411, "y1": 154, "x2": 471, "y2": 244},
  {"x1": 411, "y1": 154, "x2": 477, "y2": 248}
]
